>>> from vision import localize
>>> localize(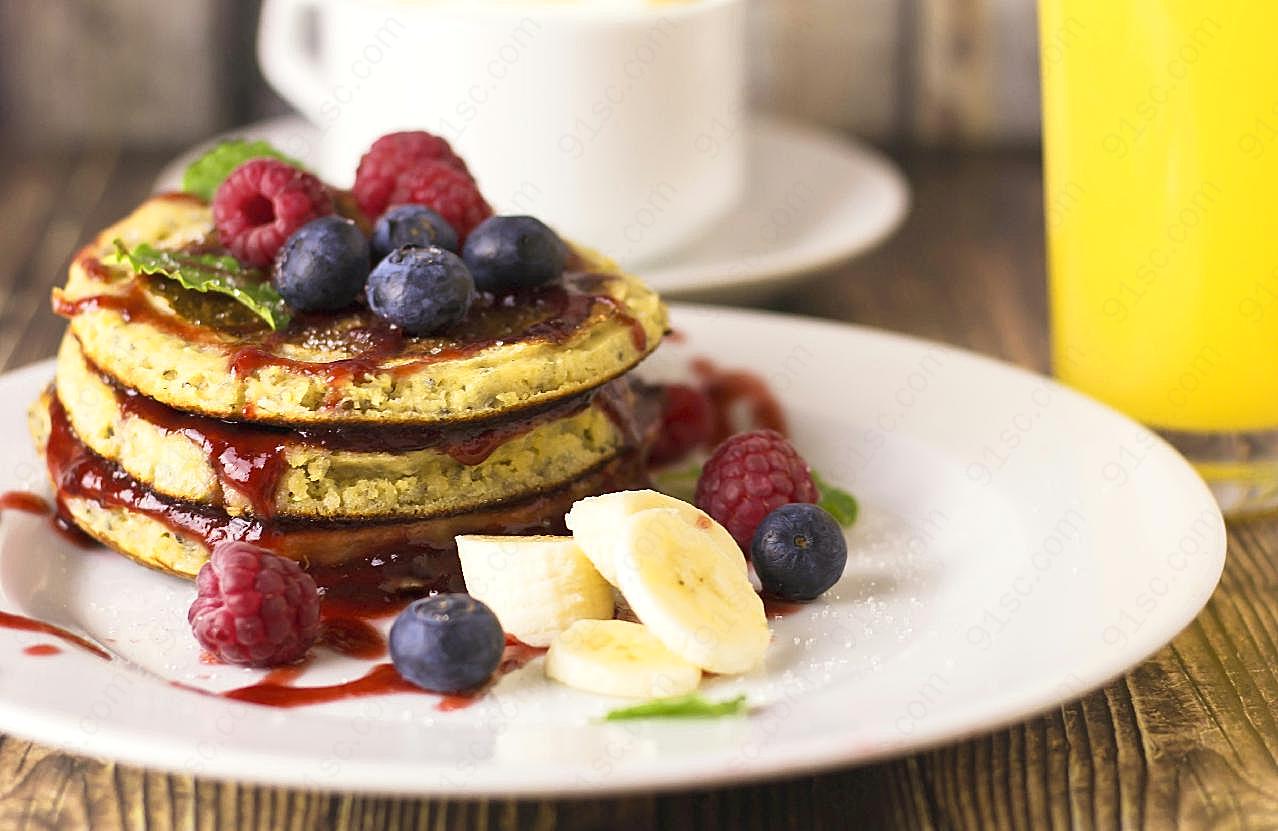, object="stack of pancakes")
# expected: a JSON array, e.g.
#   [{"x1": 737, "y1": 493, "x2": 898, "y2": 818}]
[{"x1": 31, "y1": 194, "x2": 667, "y2": 578}]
